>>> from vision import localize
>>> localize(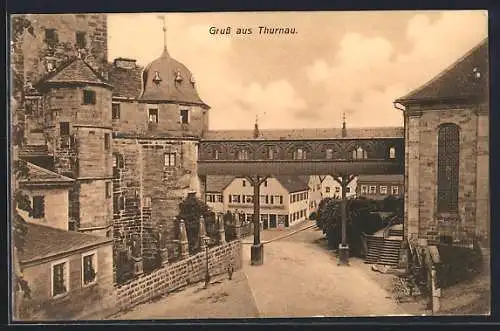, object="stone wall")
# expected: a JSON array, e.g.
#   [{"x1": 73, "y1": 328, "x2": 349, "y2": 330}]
[
  {"x1": 112, "y1": 101, "x2": 207, "y2": 138},
  {"x1": 404, "y1": 103, "x2": 489, "y2": 244},
  {"x1": 114, "y1": 240, "x2": 241, "y2": 312},
  {"x1": 16, "y1": 14, "x2": 108, "y2": 86}
]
